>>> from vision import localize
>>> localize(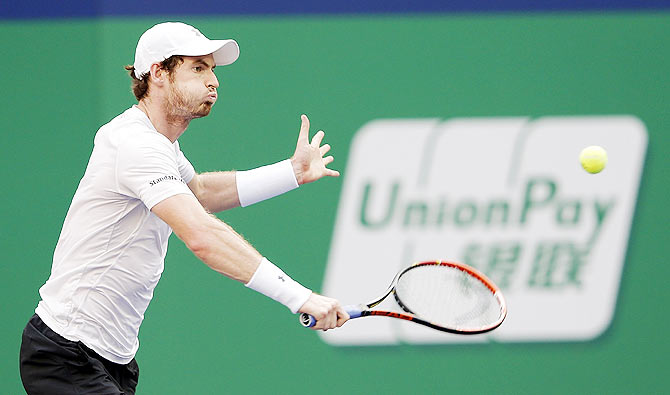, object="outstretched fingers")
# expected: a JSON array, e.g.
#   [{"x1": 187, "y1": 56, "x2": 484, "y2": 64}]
[
  {"x1": 326, "y1": 169, "x2": 340, "y2": 177},
  {"x1": 291, "y1": 114, "x2": 340, "y2": 183},
  {"x1": 323, "y1": 155, "x2": 339, "y2": 177},
  {"x1": 311, "y1": 130, "x2": 325, "y2": 148},
  {"x1": 298, "y1": 114, "x2": 310, "y2": 146}
]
